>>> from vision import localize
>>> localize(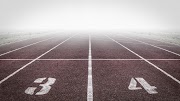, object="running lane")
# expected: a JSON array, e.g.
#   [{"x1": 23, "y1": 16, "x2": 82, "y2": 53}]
[
  {"x1": 91, "y1": 34, "x2": 139, "y2": 59},
  {"x1": 92, "y1": 34, "x2": 180, "y2": 101},
  {"x1": 0, "y1": 34, "x2": 71, "y2": 59},
  {"x1": 0, "y1": 33, "x2": 57, "y2": 54},
  {"x1": 93, "y1": 60, "x2": 180, "y2": 101},
  {"x1": 124, "y1": 33, "x2": 180, "y2": 55},
  {"x1": 41, "y1": 34, "x2": 89, "y2": 59},
  {"x1": 0, "y1": 34, "x2": 72, "y2": 89},
  {"x1": 108, "y1": 34, "x2": 180, "y2": 87},
  {"x1": 0, "y1": 60, "x2": 87, "y2": 101},
  {"x1": 0, "y1": 34, "x2": 89, "y2": 101},
  {"x1": 109, "y1": 34, "x2": 180, "y2": 59}
]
